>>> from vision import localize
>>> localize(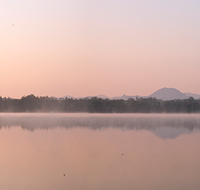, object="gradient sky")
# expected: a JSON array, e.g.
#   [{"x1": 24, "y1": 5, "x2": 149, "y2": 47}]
[{"x1": 1, "y1": 0, "x2": 200, "y2": 98}]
